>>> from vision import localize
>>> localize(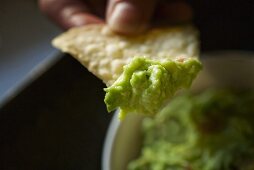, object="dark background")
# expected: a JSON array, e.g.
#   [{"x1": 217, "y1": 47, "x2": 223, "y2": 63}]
[
  {"x1": 0, "y1": 1, "x2": 254, "y2": 170},
  {"x1": 191, "y1": 0, "x2": 254, "y2": 51},
  {"x1": 0, "y1": 56, "x2": 111, "y2": 170}
]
